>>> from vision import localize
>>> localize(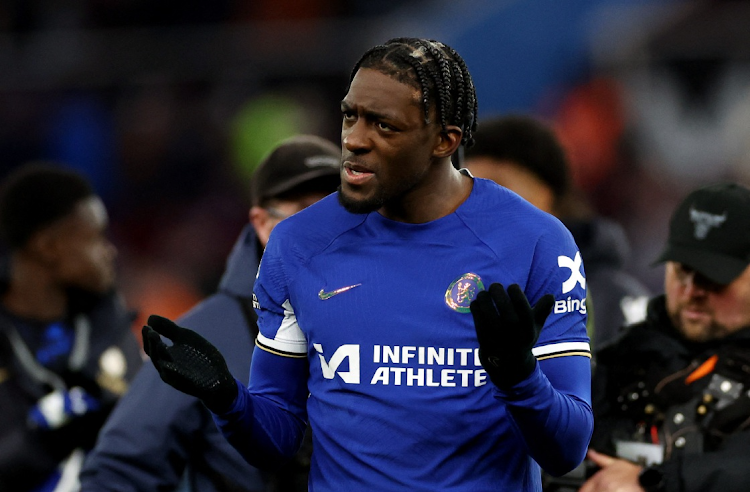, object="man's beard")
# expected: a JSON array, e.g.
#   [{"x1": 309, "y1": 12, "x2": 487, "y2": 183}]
[
  {"x1": 337, "y1": 184, "x2": 386, "y2": 214},
  {"x1": 670, "y1": 307, "x2": 729, "y2": 343}
]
